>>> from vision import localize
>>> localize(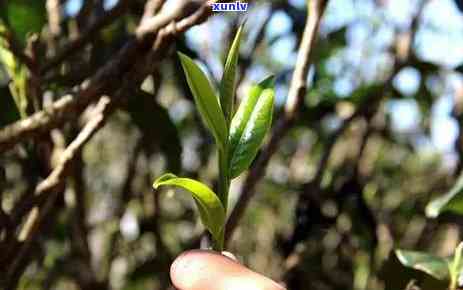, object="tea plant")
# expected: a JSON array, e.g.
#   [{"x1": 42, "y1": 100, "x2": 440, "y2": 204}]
[
  {"x1": 396, "y1": 173, "x2": 463, "y2": 290},
  {"x1": 153, "y1": 25, "x2": 275, "y2": 251}
]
